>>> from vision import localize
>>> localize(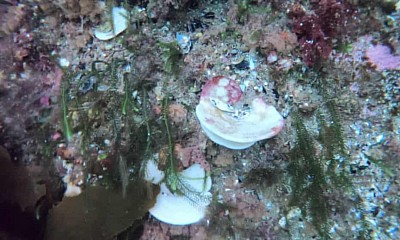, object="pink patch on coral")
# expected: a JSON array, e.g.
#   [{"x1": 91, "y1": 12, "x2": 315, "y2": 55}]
[
  {"x1": 365, "y1": 44, "x2": 400, "y2": 71},
  {"x1": 200, "y1": 76, "x2": 242, "y2": 104},
  {"x1": 152, "y1": 104, "x2": 162, "y2": 115},
  {"x1": 52, "y1": 131, "x2": 62, "y2": 141},
  {"x1": 175, "y1": 144, "x2": 211, "y2": 172},
  {"x1": 271, "y1": 119, "x2": 285, "y2": 135},
  {"x1": 40, "y1": 95, "x2": 51, "y2": 106},
  {"x1": 200, "y1": 76, "x2": 223, "y2": 98},
  {"x1": 227, "y1": 84, "x2": 242, "y2": 104}
]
